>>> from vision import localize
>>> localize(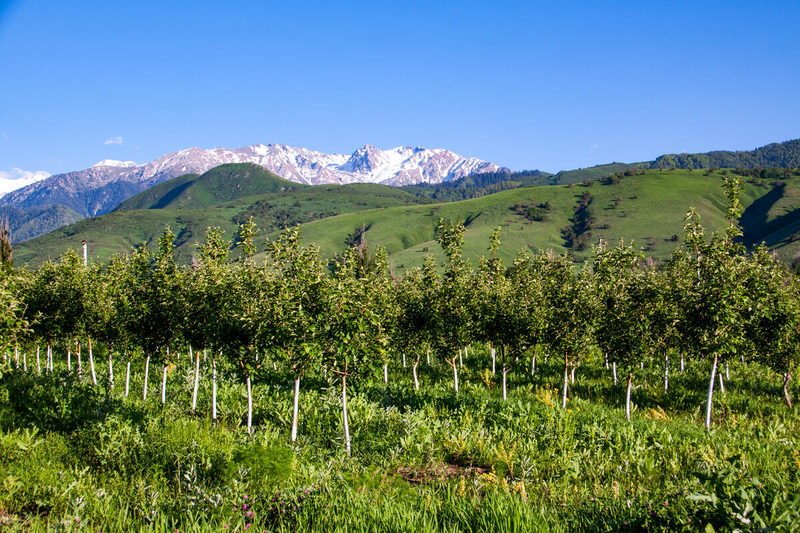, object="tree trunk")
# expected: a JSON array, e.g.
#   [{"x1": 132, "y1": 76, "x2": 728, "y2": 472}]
[
  {"x1": 718, "y1": 373, "x2": 725, "y2": 394},
  {"x1": 459, "y1": 348, "x2": 463, "y2": 369},
  {"x1": 452, "y1": 357, "x2": 459, "y2": 394},
  {"x1": 14, "y1": 345, "x2": 18, "y2": 370},
  {"x1": 626, "y1": 372, "x2": 633, "y2": 421},
  {"x1": 291, "y1": 374, "x2": 301, "y2": 442},
  {"x1": 161, "y1": 347, "x2": 169, "y2": 405},
  {"x1": 47, "y1": 344, "x2": 53, "y2": 373},
  {"x1": 531, "y1": 353, "x2": 536, "y2": 376},
  {"x1": 783, "y1": 371, "x2": 793, "y2": 409},
  {"x1": 212, "y1": 354, "x2": 218, "y2": 423},
  {"x1": 570, "y1": 366, "x2": 576, "y2": 384},
  {"x1": 402, "y1": 352, "x2": 406, "y2": 368},
  {"x1": 681, "y1": 353, "x2": 685, "y2": 373},
  {"x1": 413, "y1": 356, "x2": 419, "y2": 390},
  {"x1": 613, "y1": 361, "x2": 618, "y2": 386},
  {"x1": 342, "y1": 374, "x2": 351, "y2": 456},
  {"x1": 501, "y1": 344, "x2": 507, "y2": 401},
  {"x1": 426, "y1": 347, "x2": 430, "y2": 366},
  {"x1": 605, "y1": 353, "x2": 609, "y2": 370},
  {"x1": 192, "y1": 347, "x2": 200, "y2": 412},
  {"x1": 125, "y1": 359, "x2": 131, "y2": 397},
  {"x1": 143, "y1": 355, "x2": 150, "y2": 401},
  {"x1": 77, "y1": 345, "x2": 82, "y2": 381},
  {"x1": 246, "y1": 374, "x2": 253, "y2": 434},
  {"x1": 664, "y1": 352, "x2": 669, "y2": 393},
  {"x1": 67, "y1": 348, "x2": 71, "y2": 372},
  {"x1": 22, "y1": 351, "x2": 26, "y2": 372},
  {"x1": 725, "y1": 362, "x2": 730, "y2": 380},
  {"x1": 88, "y1": 337, "x2": 97, "y2": 386},
  {"x1": 491, "y1": 344, "x2": 496, "y2": 376},
  {"x1": 562, "y1": 359, "x2": 569, "y2": 409},
  {"x1": 705, "y1": 353, "x2": 718, "y2": 430},
  {"x1": 383, "y1": 363, "x2": 388, "y2": 385},
  {"x1": 108, "y1": 352, "x2": 114, "y2": 390},
  {"x1": 36, "y1": 345, "x2": 41, "y2": 374}
]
